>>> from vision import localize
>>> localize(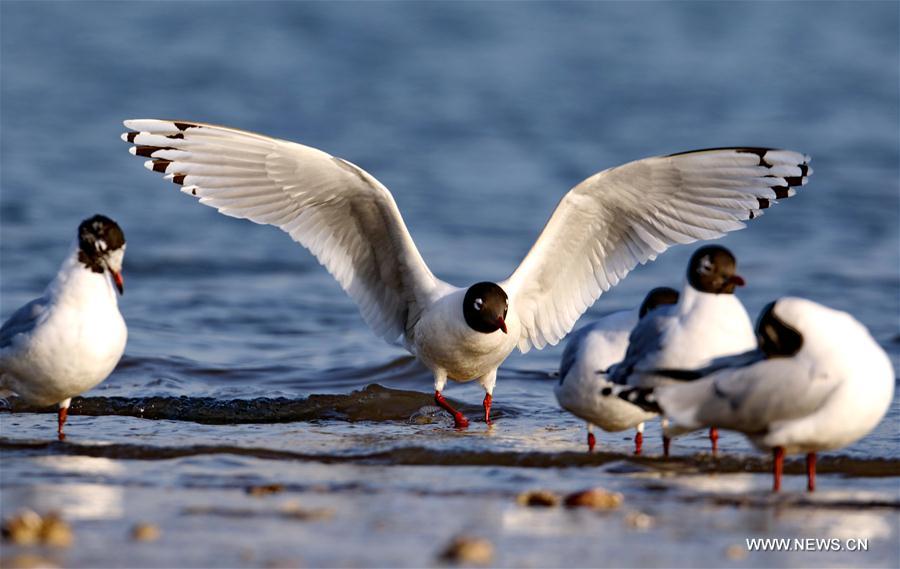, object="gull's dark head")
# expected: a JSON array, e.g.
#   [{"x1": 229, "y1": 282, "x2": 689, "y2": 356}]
[
  {"x1": 756, "y1": 301, "x2": 804, "y2": 358},
  {"x1": 638, "y1": 286, "x2": 680, "y2": 319},
  {"x1": 463, "y1": 282, "x2": 508, "y2": 334},
  {"x1": 78, "y1": 214, "x2": 126, "y2": 295},
  {"x1": 687, "y1": 245, "x2": 744, "y2": 294}
]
